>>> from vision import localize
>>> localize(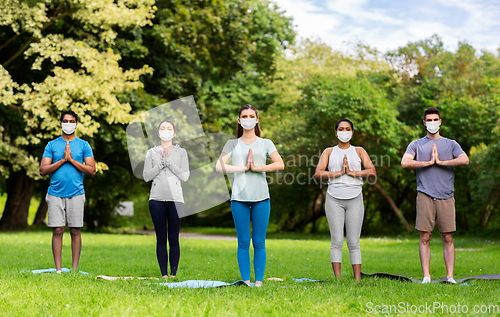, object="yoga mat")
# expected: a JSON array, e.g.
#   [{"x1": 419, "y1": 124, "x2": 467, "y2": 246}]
[
  {"x1": 431, "y1": 274, "x2": 500, "y2": 284},
  {"x1": 361, "y1": 272, "x2": 415, "y2": 282},
  {"x1": 96, "y1": 275, "x2": 159, "y2": 281},
  {"x1": 361, "y1": 272, "x2": 500, "y2": 284},
  {"x1": 153, "y1": 278, "x2": 323, "y2": 288},
  {"x1": 21, "y1": 268, "x2": 89, "y2": 274},
  {"x1": 293, "y1": 278, "x2": 324, "y2": 282},
  {"x1": 152, "y1": 280, "x2": 251, "y2": 288}
]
